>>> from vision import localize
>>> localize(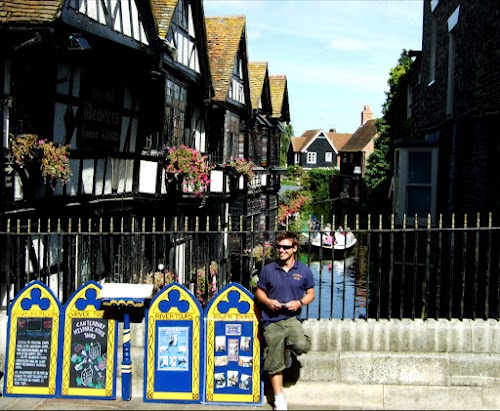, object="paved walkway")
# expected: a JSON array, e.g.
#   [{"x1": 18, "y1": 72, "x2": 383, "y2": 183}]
[{"x1": 0, "y1": 395, "x2": 368, "y2": 410}]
